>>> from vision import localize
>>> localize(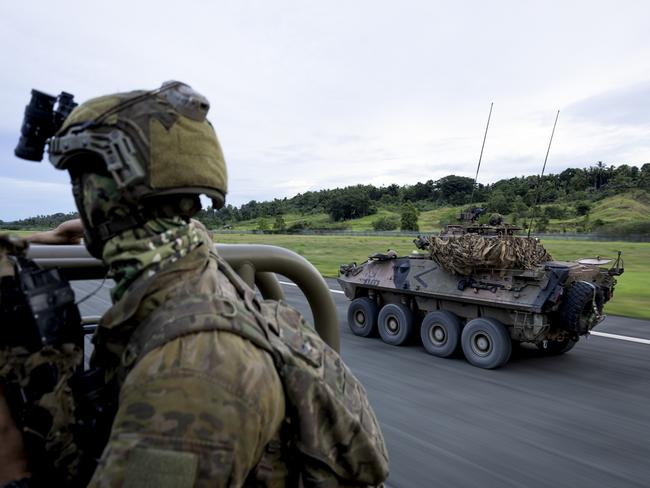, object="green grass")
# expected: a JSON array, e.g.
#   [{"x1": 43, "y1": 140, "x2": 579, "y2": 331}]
[
  {"x1": 231, "y1": 205, "x2": 466, "y2": 232},
  {"x1": 345, "y1": 209, "x2": 399, "y2": 230},
  {"x1": 213, "y1": 233, "x2": 650, "y2": 320},
  {"x1": 418, "y1": 205, "x2": 465, "y2": 231},
  {"x1": 5, "y1": 225, "x2": 649, "y2": 319},
  {"x1": 229, "y1": 212, "x2": 333, "y2": 231},
  {"x1": 0, "y1": 230, "x2": 34, "y2": 238},
  {"x1": 214, "y1": 233, "x2": 417, "y2": 276},
  {"x1": 589, "y1": 190, "x2": 650, "y2": 223},
  {"x1": 546, "y1": 190, "x2": 650, "y2": 230}
]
